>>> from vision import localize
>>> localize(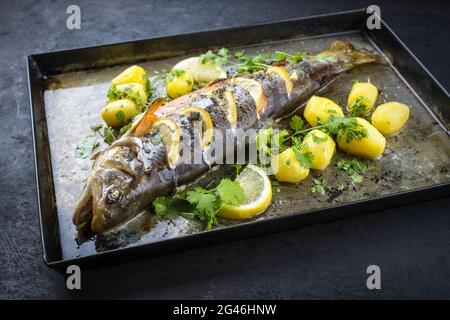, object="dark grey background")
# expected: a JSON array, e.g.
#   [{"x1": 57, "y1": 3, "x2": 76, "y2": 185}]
[{"x1": 1, "y1": 0, "x2": 449, "y2": 299}]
